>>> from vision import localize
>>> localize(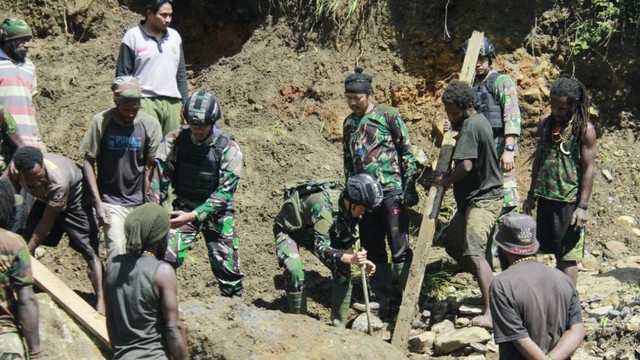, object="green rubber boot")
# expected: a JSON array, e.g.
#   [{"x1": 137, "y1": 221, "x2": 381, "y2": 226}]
[
  {"x1": 286, "y1": 291, "x2": 307, "y2": 315},
  {"x1": 330, "y1": 283, "x2": 352, "y2": 328}
]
